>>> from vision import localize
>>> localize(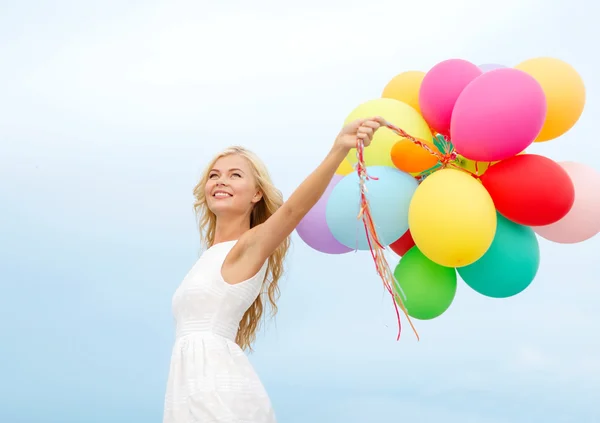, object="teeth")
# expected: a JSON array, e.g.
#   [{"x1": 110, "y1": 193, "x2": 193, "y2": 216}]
[{"x1": 214, "y1": 192, "x2": 231, "y2": 197}]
